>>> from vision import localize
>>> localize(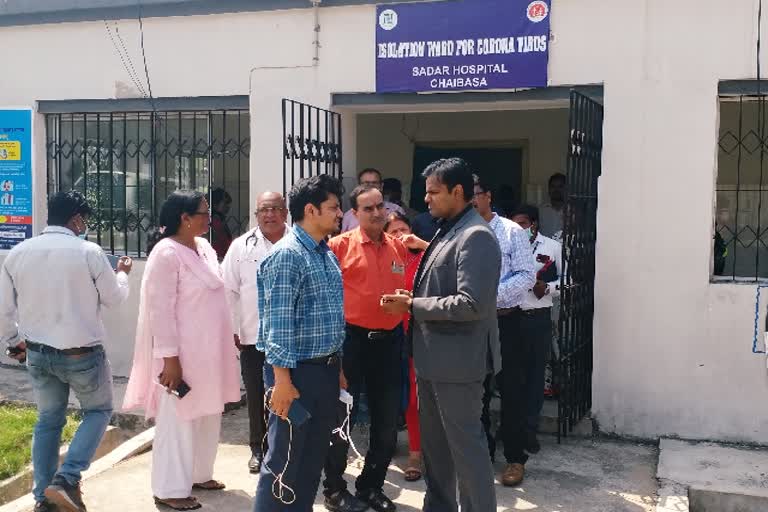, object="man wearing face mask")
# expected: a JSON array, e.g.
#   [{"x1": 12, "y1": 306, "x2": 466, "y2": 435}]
[
  {"x1": 507, "y1": 204, "x2": 562, "y2": 483},
  {"x1": 0, "y1": 190, "x2": 132, "y2": 512},
  {"x1": 471, "y1": 176, "x2": 536, "y2": 487}
]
